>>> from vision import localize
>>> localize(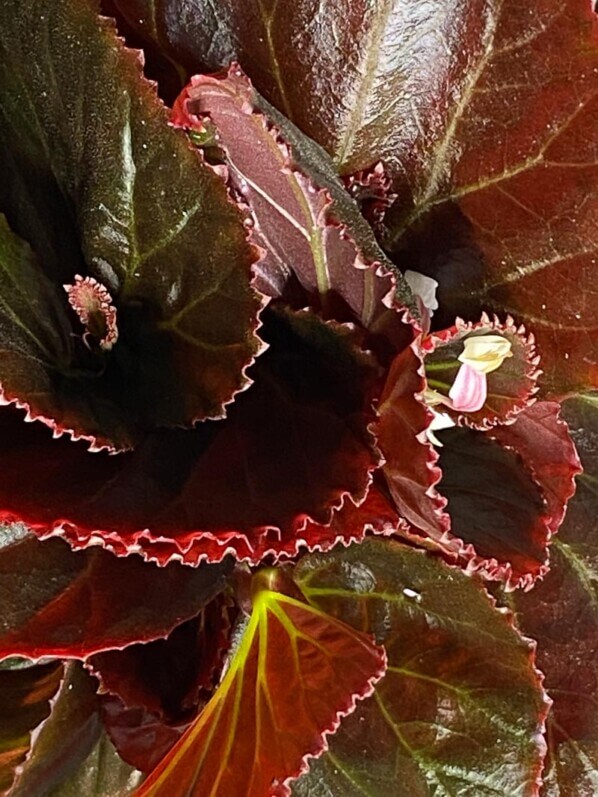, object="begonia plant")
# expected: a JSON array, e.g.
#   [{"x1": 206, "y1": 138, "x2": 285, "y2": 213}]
[{"x1": 0, "y1": 0, "x2": 596, "y2": 794}]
